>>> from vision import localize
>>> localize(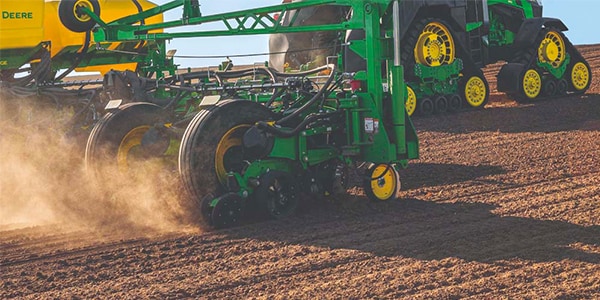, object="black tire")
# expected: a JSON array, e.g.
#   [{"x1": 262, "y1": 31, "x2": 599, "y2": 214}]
[
  {"x1": 85, "y1": 102, "x2": 164, "y2": 173},
  {"x1": 448, "y1": 94, "x2": 462, "y2": 112},
  {"x1": 59, "y1": 0, "x2": 101, "y2": 33},
  {"x1": 543, "y1": 79, "x2": 557, "y2": 97},
  {"x1": 557, "y1": 79, "x2": 569, "y2": 96},
  {"x1": 255, "y1": 171, "x2": 299, "y2": 220},
  {"x1": 211, "y1": 193, "x2": 244, "y2": 229},
  {"x1": 178, "y1": 100, "x2": 275, "y2": 225},
  {"x1": 434, "y1": 95, "x2": 448, "y2": 114},
  {"x1": 418, "y1": 98, "x2": 434, "y2": 116}
]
